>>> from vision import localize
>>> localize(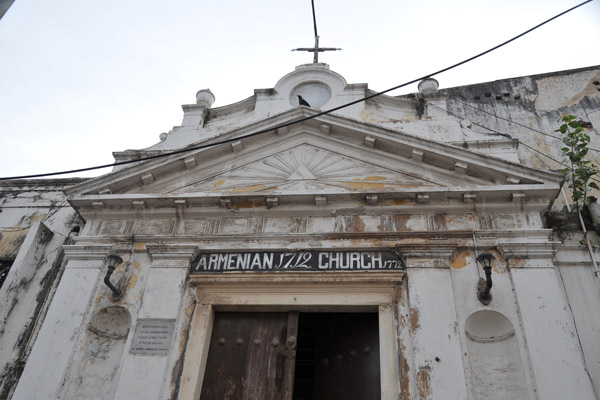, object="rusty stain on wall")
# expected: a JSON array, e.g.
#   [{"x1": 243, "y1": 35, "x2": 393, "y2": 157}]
[
  {"x1": 399, "y1": 352, "x2": 411, "y2": 400},
  {"x1": 410, "y1": 307, "x2": 420, "y2": 332},
  {"x1": 416, "y1": 365, "x2": 432, "y2": 399},
  {"x1": 342, "y1": 181, "x2": 386, "y2": 190},
  {"x1": 383, "y1": 199, "x2": 414, "y2": 206},
  {"x1": 133, "y1": 242, "x2": 147, "y2": 252},
  {"x1": 352, "y1": 176, "x2": 387, "y2": 182},
  {"x1": 378, "y1": 215, "x2": 410, "y2": 232},
  {"x1": 233, "y1": 184, "x2": 266, "y2": 193},
  {"x1": 451, "y1": 249, "x2": 472, "y2": 269},
  {"x1": 234, "y1": 199, "x2": 264, "y2": 209},
  {"x1": 334, "y1": 216, "x2": 365, "y2": 233}
]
